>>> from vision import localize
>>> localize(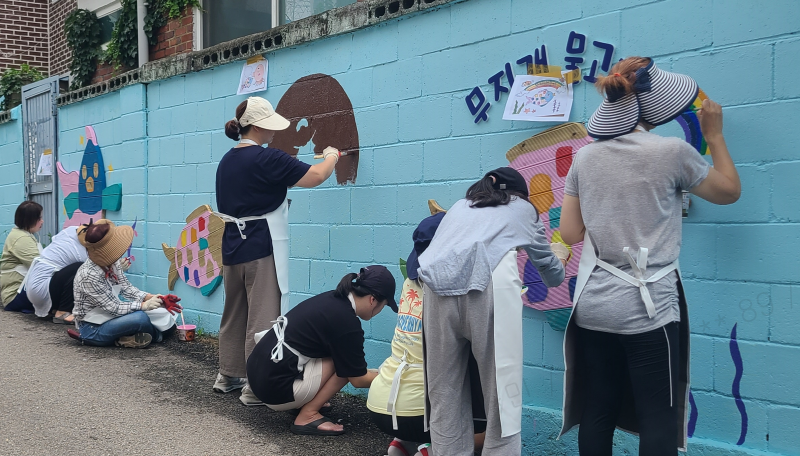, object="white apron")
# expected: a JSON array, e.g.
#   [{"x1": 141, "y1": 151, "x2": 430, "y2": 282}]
[
  {"x1": 422, "y1": 250, "x2": 525, "y2": 437},
  {"x1": 560, "y1": 232, "x2": 692, "y2": 451},
  {"x1": 213, "y1": 197, "x2": 291, "y2": 315},
  {"x1": 82, "y1": 283, "x2": 177, "y2": 332},
  {"x1": 492, "y1": 249, "x2": 525, "y2": 437},
  {"x1": 254, "y1": 315, "x2": 310, "y2": 374}
]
